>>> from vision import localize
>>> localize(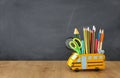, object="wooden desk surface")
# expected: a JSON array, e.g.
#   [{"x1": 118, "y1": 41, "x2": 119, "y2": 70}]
[{"x1": 0, "y1": 61, "x2": 119, "y2": 78}]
